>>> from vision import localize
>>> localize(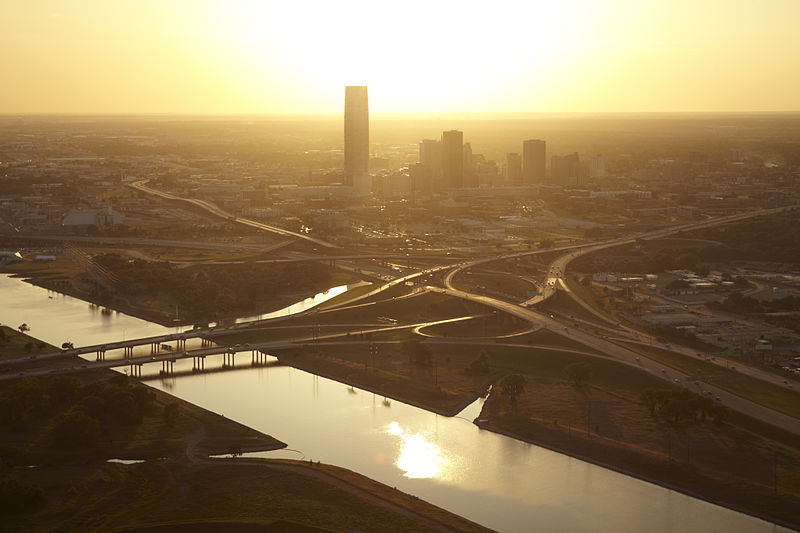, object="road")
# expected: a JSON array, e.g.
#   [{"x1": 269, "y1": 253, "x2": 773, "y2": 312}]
[
  {"x1": 433, "y1": 284, "x2": 800, "y2": 434},
  {"x1": 129, "y1": 179, "x2": 338, "y2": 249},
  {"x1": 436, "y1": 205, "x2": 800, "y2": 434}
]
